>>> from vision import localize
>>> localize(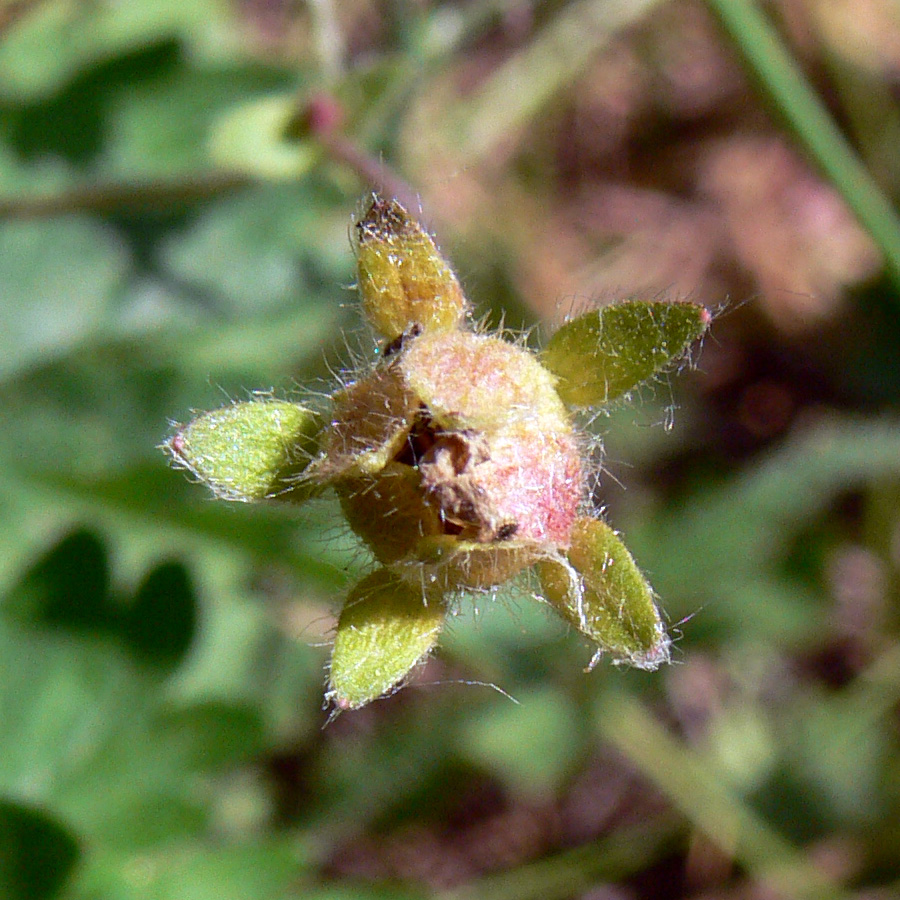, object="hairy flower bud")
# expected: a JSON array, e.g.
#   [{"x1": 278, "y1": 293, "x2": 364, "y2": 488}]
[
  {"x1": 354, "y1": 196, "x2": 469, "y2": 339},
  {"x1": 164, "y1": 195, "x2": 711, "y2": 711}
]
